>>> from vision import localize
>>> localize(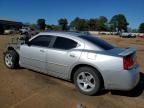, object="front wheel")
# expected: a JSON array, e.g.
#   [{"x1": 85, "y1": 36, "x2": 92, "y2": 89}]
[
  {"x1": 4, "y1": 50, "x2": 19, "y2": 69},
  {"x1": 74, "y1": 67, "x2": 102, "y2": 95}
]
